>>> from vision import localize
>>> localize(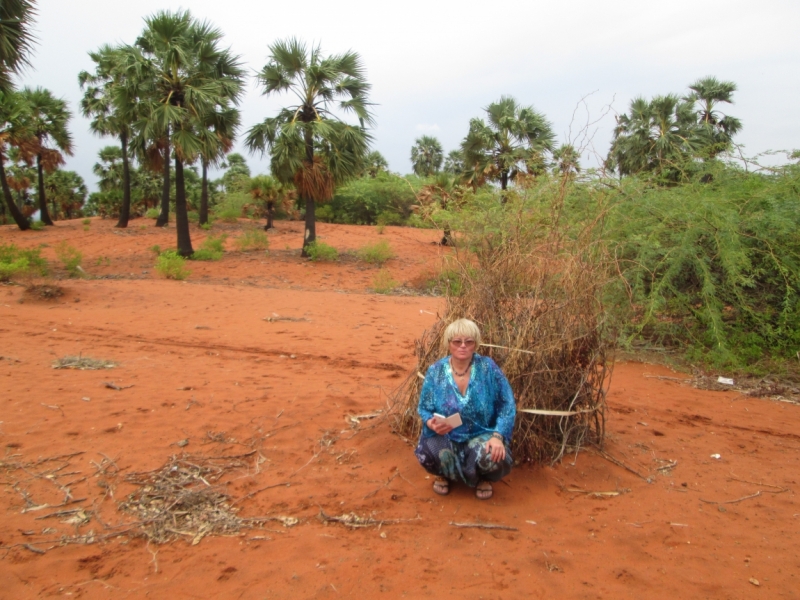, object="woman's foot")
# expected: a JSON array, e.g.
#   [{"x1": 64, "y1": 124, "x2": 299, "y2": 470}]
[
  {"x1": 475, "y1": 480, "x2": 493, "y2": 500},
  {"x1": 433, "y1": 476, "x2": 450, "y2": 495}
]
